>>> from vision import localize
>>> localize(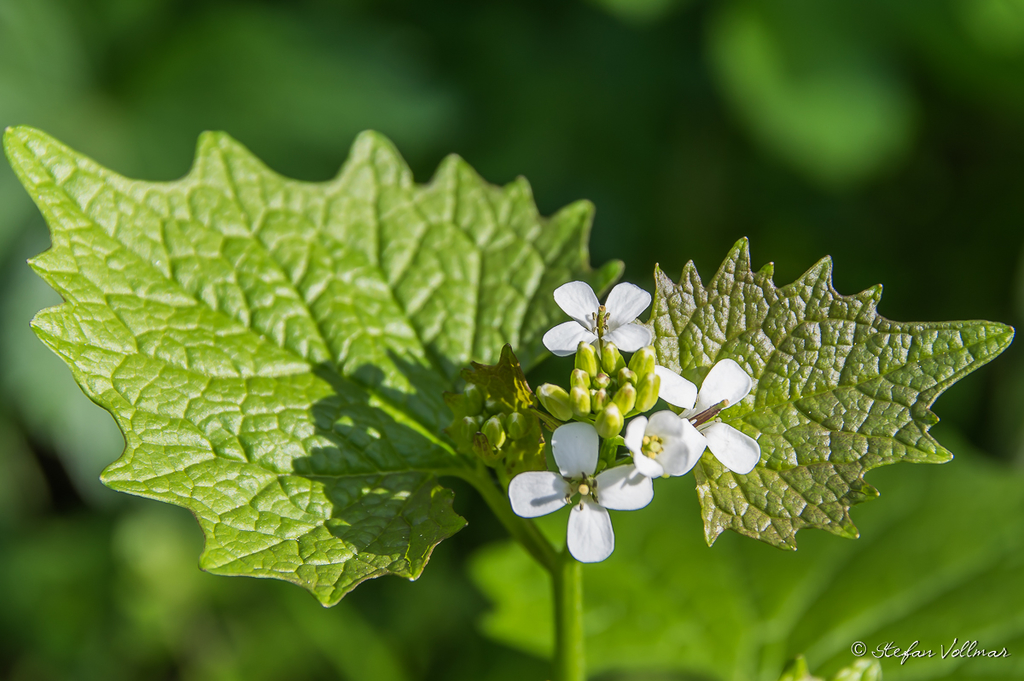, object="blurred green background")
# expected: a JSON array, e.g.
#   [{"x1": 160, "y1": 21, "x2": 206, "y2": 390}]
[{"x1": 2, "y1": 0, "x2": 1024, "y2": 679}]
